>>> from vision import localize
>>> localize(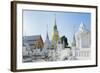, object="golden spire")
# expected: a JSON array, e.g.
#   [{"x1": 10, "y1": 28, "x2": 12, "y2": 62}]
[{"x1": 52, "y1": 14, "x2": 59, "y2": 48}]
